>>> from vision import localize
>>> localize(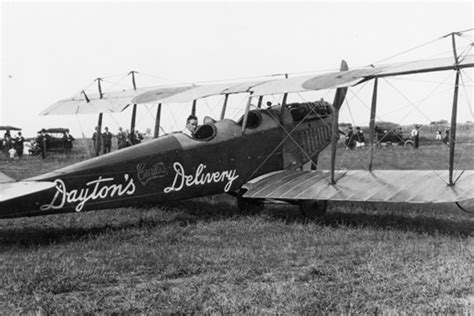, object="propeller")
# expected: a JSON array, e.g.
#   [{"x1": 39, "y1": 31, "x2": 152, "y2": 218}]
[
  {"x1": 332, "y1": 60, "x2": 348, "y2": 110},
  {"x1": 329, "y1": 60, "x2": 349, "y2": 182}
]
